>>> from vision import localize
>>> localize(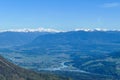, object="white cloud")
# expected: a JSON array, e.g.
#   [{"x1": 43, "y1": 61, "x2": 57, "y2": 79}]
[{"x1": 101, "y1": 2, "x2": 120, "y2": 8}]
